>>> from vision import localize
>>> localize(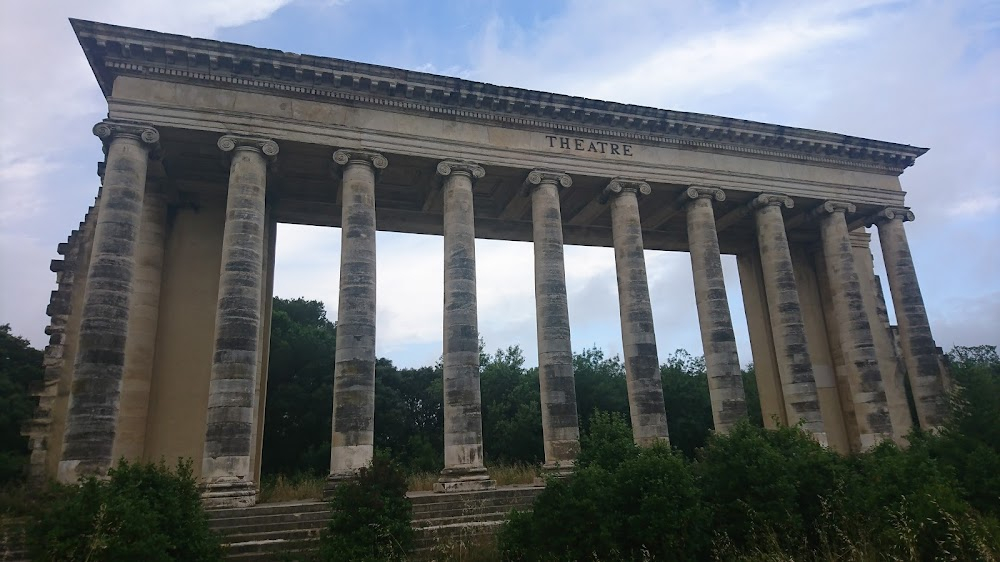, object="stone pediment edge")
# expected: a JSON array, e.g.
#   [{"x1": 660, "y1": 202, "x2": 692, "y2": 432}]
[{"x1": 71, "y1": 18, "x2": 928, "y2": 176}]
